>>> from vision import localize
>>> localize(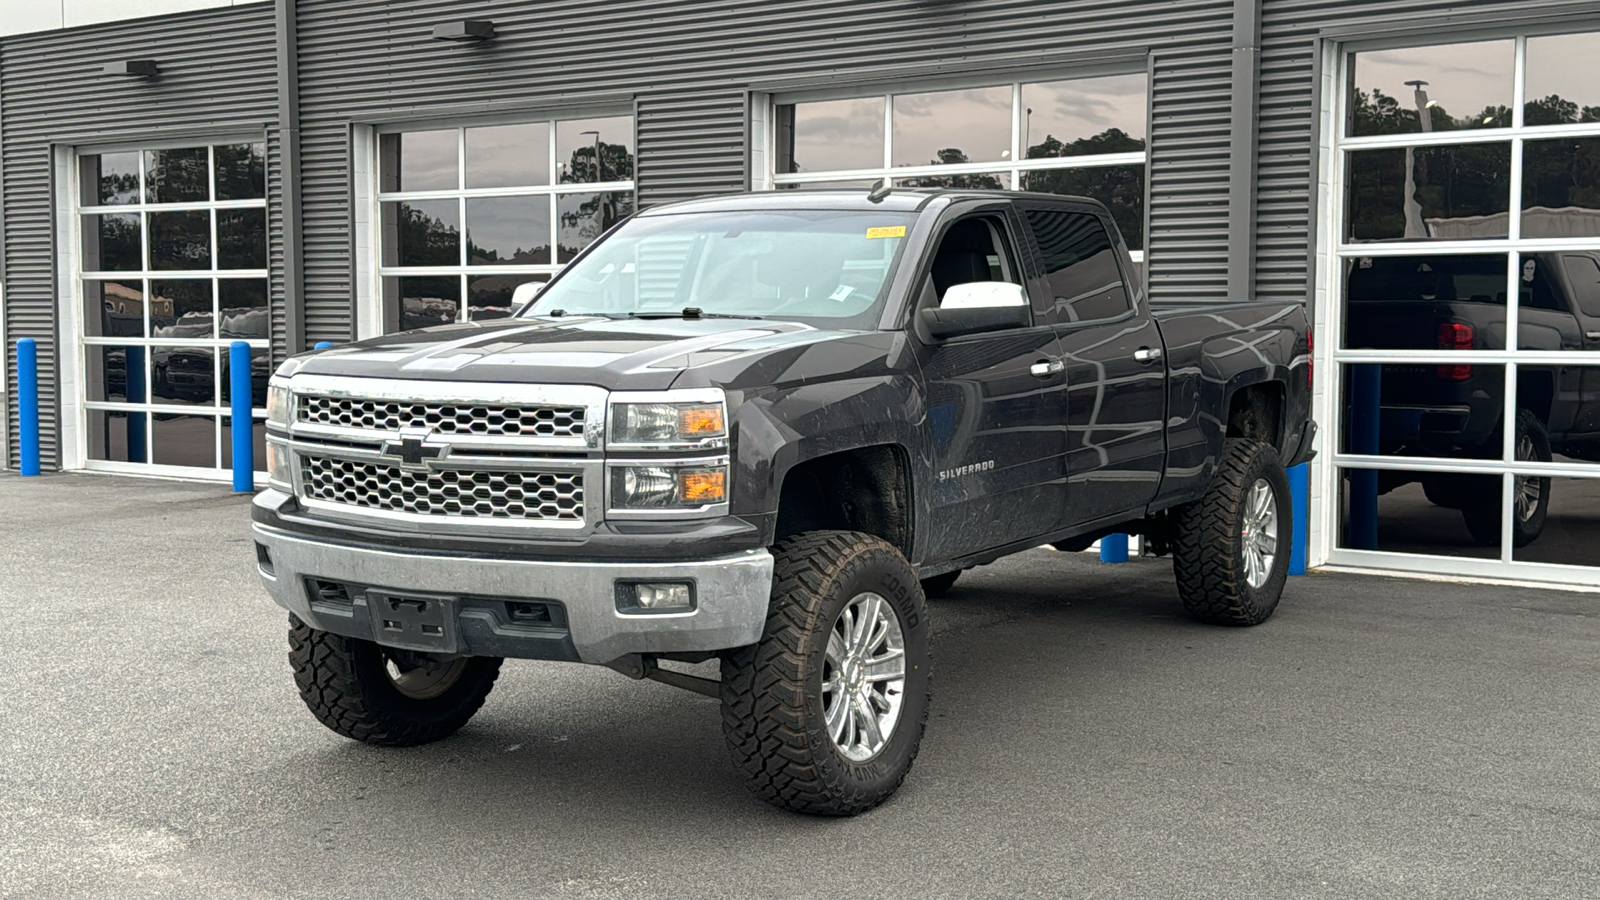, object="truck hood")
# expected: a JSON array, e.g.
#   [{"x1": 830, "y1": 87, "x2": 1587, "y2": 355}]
[{"x1": 290, "y1": 316, "x2": 869, "y2": 390}]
